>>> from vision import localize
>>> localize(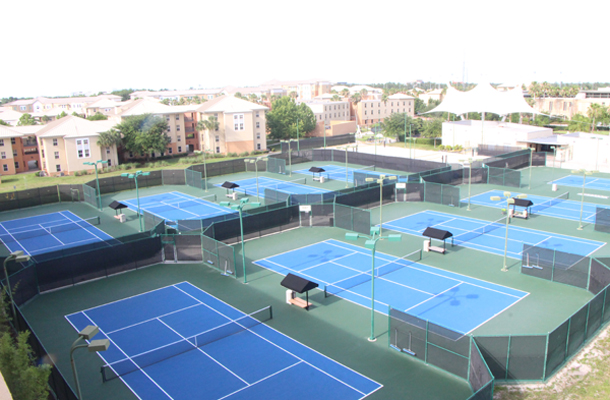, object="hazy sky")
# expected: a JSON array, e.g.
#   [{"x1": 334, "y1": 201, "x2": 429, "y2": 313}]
[{"x1": 2, "y1": 0, "x2": 607, "y2": 98}]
